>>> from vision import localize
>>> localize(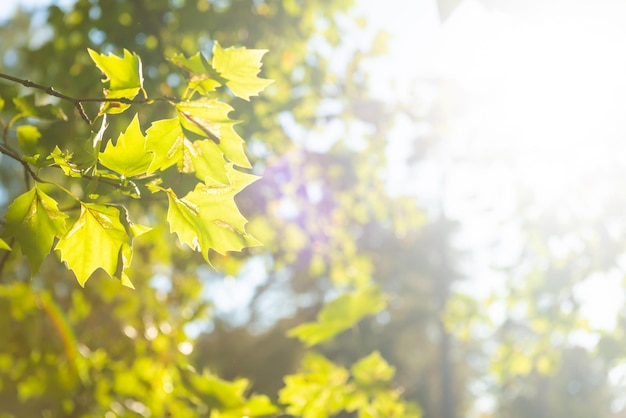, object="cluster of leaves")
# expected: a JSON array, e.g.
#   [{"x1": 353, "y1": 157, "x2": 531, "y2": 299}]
[
  {"x1": 1, "y1": 42, "x2": 270, "y2": 287},
  {"x1": 0, "y1": 40, "x2": 421, "y2": 417},
  {"x1": 0, "y1": 1, "x2": 434, "y2": 417},
  {"x1": 280, "y1": 351, "x2": 421, "y2": 418}
]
